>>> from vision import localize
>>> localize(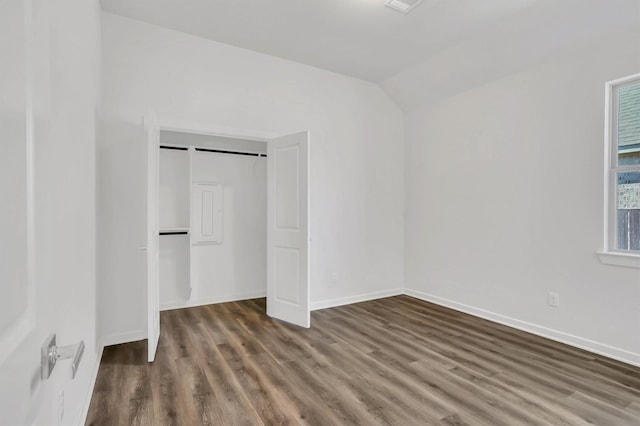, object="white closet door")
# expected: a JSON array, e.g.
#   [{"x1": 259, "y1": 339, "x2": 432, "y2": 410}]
[
  {"x1": 144, "y1": 110, "x2": 160, "y2": 362},
  {"x1": 267, "y1": 131, "x2": 310, "y2": 328}
]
